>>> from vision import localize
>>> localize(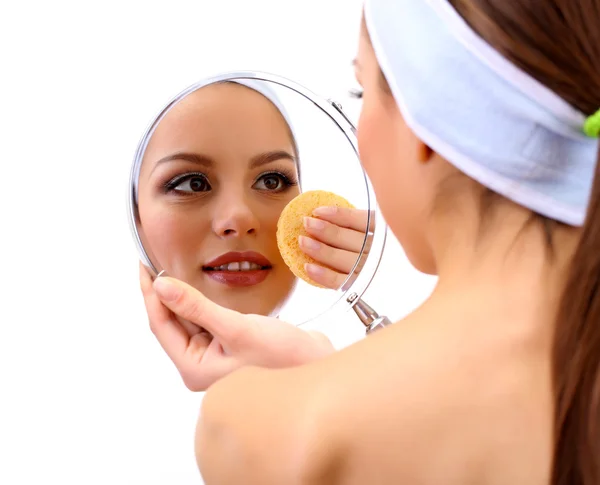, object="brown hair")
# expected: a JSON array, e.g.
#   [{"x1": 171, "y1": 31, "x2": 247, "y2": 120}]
[{"x1": 424, "y1": 1, "x2": 600, "y2": 483}]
